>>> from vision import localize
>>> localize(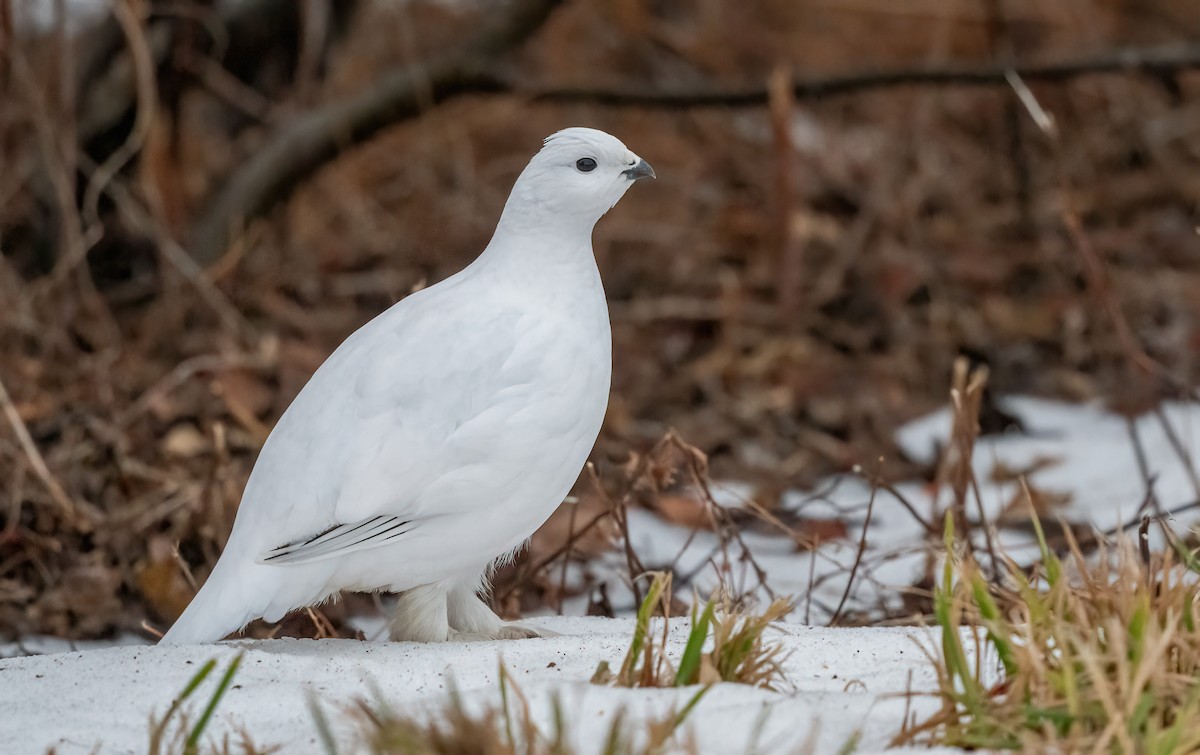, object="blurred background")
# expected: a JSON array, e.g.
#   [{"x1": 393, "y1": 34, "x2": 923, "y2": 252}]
[{"x1": 1, "y1": 0, "x2": 1198, "y2": 641}]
